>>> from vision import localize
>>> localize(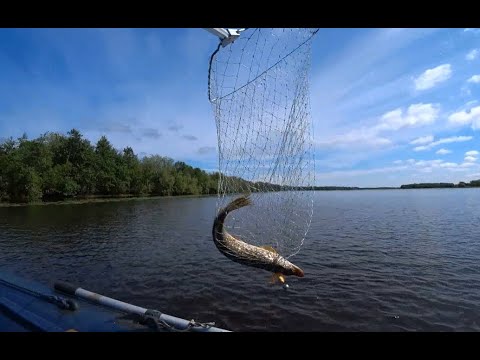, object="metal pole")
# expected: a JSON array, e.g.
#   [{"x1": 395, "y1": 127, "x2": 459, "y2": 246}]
[
  {"x1": 203, "y1": 28, "x2": 244, "y2": 47},
  {"x1": 54, "y1": 281, "x2": 230, "y2": 332},
  {"x1": 203, "y1": 28, "x2": 230, "y2": 40}
]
